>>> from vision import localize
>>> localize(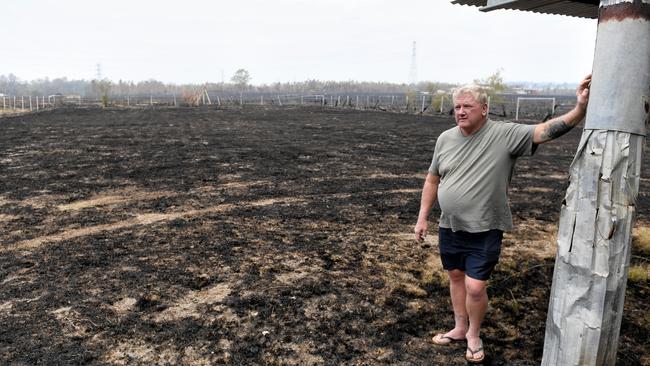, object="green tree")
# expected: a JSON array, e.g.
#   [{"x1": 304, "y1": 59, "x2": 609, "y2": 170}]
[
  {"x1": 92, "y1": 79, "x2": 112, "y2": 107},
  {"x1": 474, "y1": 69, "x2": 507, "y2": 116}
]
